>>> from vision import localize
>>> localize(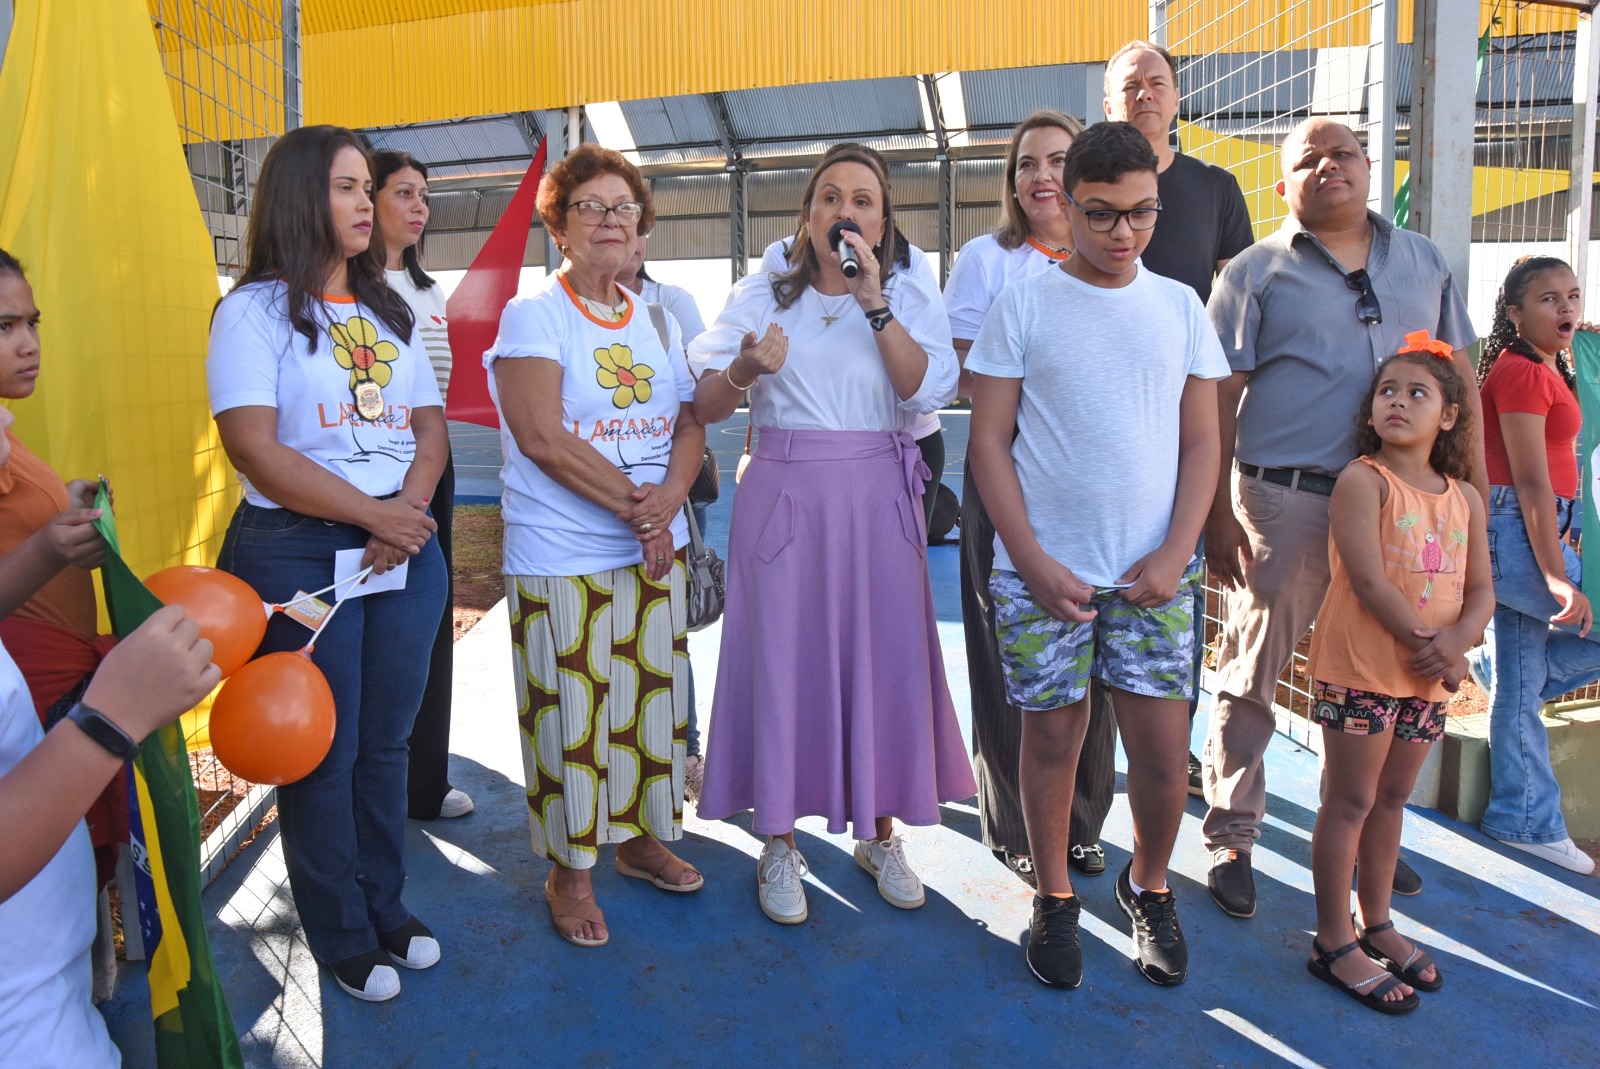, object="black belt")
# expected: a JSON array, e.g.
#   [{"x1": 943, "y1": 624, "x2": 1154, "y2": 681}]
[{"x1": 1238, "y1": 463, "x2": 1336, "y2": 497}]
